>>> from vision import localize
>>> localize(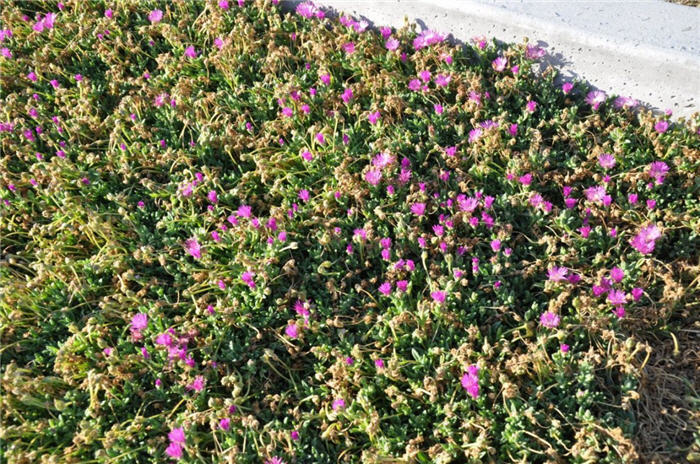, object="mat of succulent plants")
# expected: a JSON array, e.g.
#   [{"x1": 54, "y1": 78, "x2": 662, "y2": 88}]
[{"x1": 1, "y1": 0, "x2": 699, "y2": 463}]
